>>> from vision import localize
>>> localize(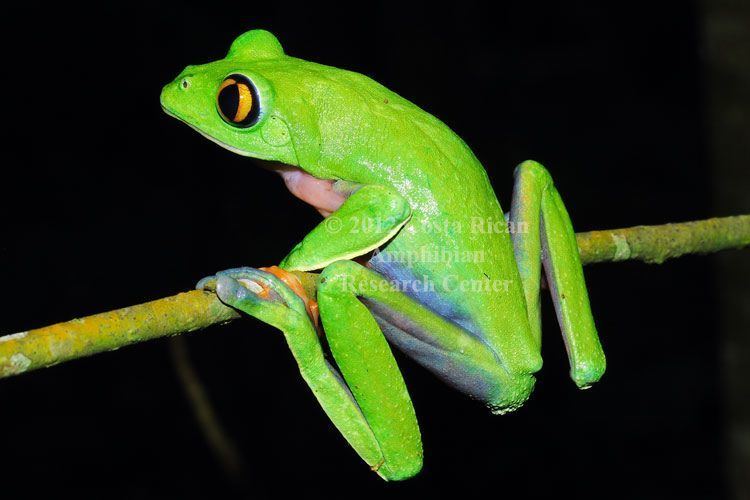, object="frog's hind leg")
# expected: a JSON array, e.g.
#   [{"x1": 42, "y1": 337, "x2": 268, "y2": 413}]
[
  {"x1": 318, "y1": 260, "x2": 535, "y2": 416},
  {"x1": 197, "y1": 266, "x2": 422, "y2": 481},
  {"x1": 509, "y1": 160, "x2": 606, "y2": 388}
]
